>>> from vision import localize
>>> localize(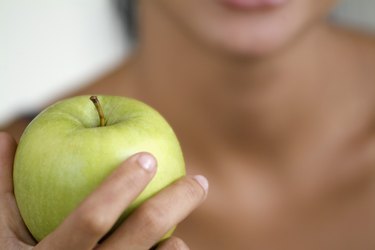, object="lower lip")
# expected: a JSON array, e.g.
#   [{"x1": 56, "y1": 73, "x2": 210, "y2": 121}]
[{"x1": 220, "y1": 0, "x2": 288, "y2": 10}]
